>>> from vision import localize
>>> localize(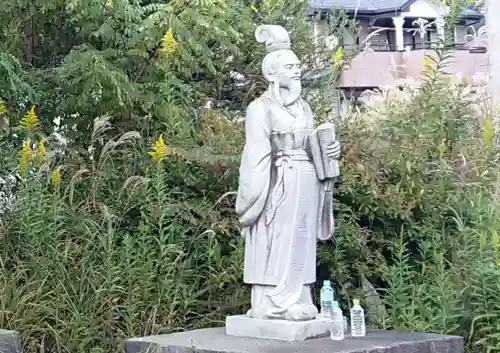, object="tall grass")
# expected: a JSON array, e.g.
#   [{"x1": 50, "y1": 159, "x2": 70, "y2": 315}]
[
  {"x1": 318, "y1": 48, "x2": 500, "y2": 353},
  {"x1": 0, "y1": 116, "x2": 247, "y2": 352}
]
